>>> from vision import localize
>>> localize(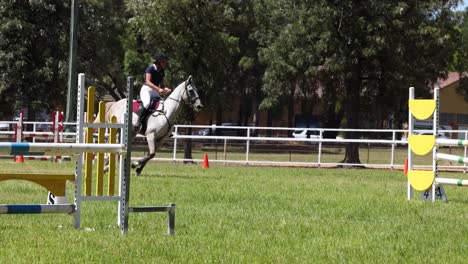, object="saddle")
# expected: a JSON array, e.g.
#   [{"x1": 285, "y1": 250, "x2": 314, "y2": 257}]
[{"x1": 133, "y1": 98, "x2": 163, "y2": 133}]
